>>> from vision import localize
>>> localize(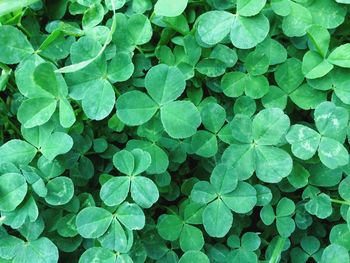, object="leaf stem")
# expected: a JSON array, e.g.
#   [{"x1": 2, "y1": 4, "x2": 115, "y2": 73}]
[
  {"x1": 331, "y1": 198, "x2": 350, "y2": 206},
  {"x1": 0, "y1": 62, "x2": 11, "y2": 72},
  {"x1": 269, "y1": 236, "x2": 285, "y2": 263},
  {"x1": 17, "y1": 22, "x2": 31, "y2": 37}
]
